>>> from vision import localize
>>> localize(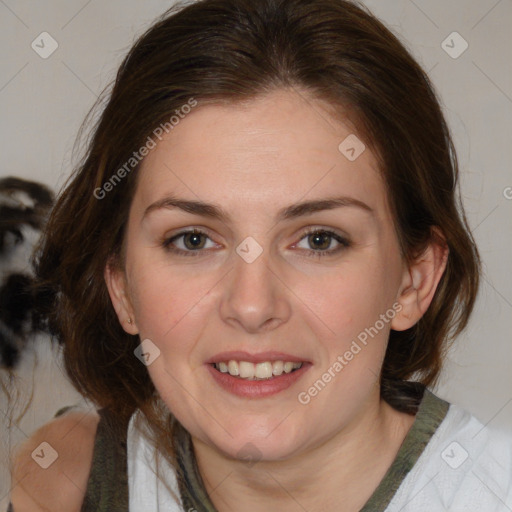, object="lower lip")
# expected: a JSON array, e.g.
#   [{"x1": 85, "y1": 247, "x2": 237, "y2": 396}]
[{"x1": 205, "y1": 363, "x2": 312, "y2": 398}]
